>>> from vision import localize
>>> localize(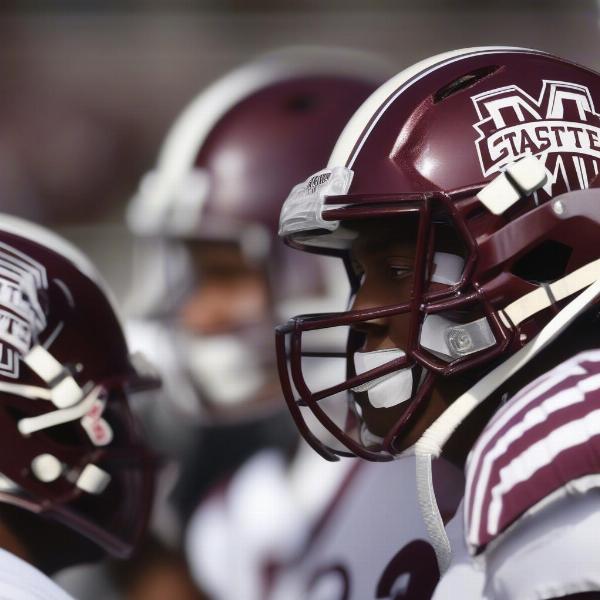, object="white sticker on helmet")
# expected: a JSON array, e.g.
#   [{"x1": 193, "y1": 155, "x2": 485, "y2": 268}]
[
  {"x1": 279, "y1": 166, "x2": 353, "y2": 237},
  {"x1": 81, "y1": 396, "x2": 114, "y2": 447},
  {"x1": 352, "y1": 348, "x2": 413, "y2": 409}
]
